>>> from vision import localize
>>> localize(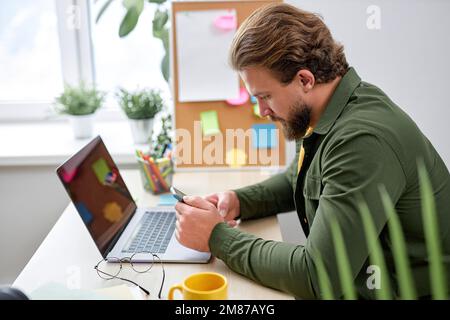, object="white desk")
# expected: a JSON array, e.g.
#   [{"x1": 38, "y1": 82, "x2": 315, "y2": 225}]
[{"x1": 13, "y1": 170, "x2": 292, "y2": 300}]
